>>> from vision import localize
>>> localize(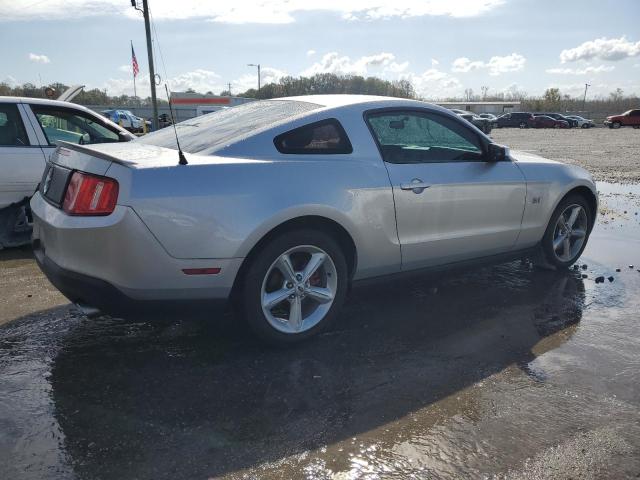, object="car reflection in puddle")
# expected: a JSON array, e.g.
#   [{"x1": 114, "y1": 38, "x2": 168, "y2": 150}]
[{"x1": 41, "y1": 263, "x2": 585, "y2": 480}]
